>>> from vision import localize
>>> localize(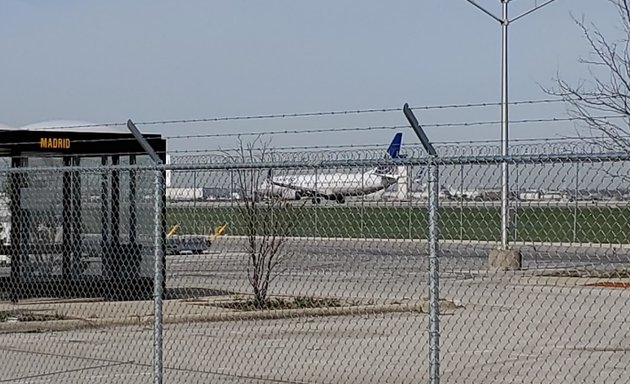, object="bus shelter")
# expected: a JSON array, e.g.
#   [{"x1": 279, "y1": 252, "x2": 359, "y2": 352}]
[{"x1": 0, "y1": 125, "x2": 167, "y2": 301}]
